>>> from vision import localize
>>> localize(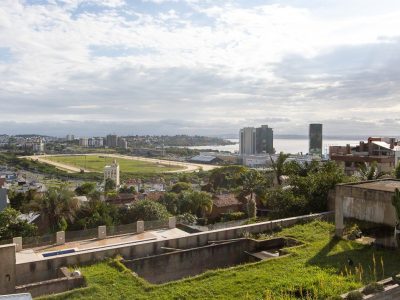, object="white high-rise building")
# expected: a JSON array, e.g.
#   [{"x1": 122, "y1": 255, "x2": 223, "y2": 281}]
[
  {"x1": 239, "y1": 127, "x2": 257, "y2": 155},
  {"x1": 104, "y1": 159, "x2": 120, "y2": 187}
]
